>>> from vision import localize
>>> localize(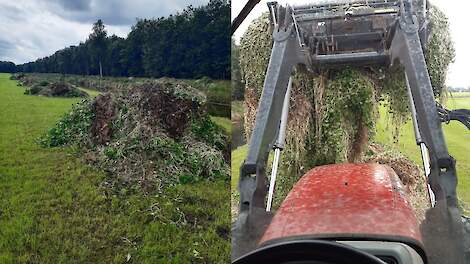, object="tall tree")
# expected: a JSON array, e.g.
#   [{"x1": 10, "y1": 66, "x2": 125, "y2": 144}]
[{"x1": 88, "y1": 19, "x2": 107, "y2": 77}]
